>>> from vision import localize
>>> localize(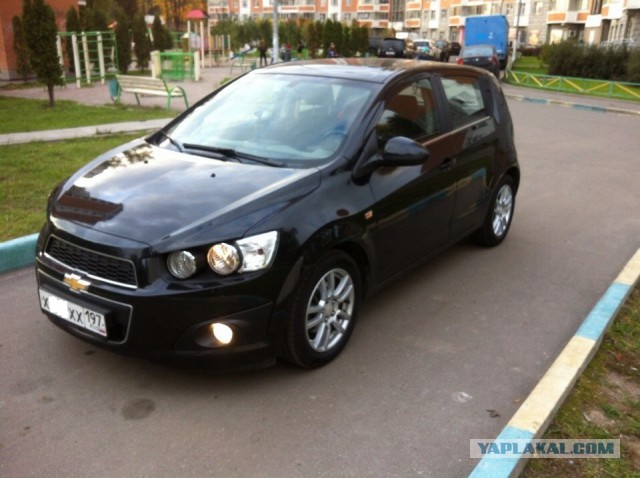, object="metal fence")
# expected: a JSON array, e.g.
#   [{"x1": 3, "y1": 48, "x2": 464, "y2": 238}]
[{"x1": 504, "y1": 69, "x2": 640, "y2": 102}]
